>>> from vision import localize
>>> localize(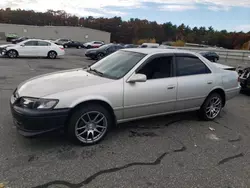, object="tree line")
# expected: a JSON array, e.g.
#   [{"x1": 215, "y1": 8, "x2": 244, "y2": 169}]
[{"x1": 0, "y1": 8, "x2": 250, "y2": 49}]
